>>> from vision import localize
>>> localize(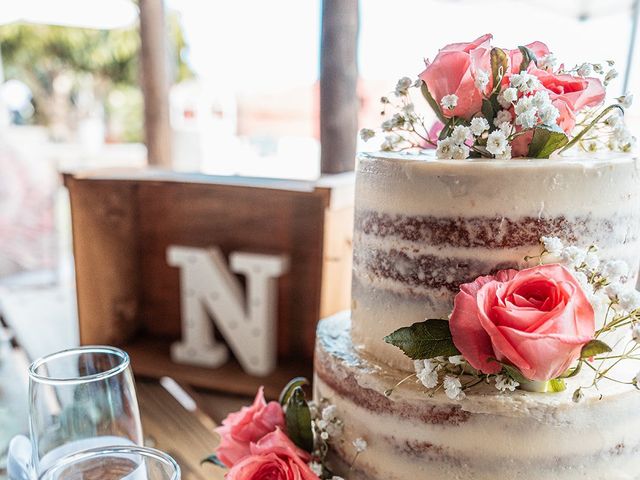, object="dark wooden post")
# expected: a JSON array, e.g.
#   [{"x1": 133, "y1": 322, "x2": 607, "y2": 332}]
[
  {"x1": 320, "y1": 0, "x2": 359, "y2": 174},
  {"x1": 139, "y1": 0, "x2": 173, "y2": 168}
]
